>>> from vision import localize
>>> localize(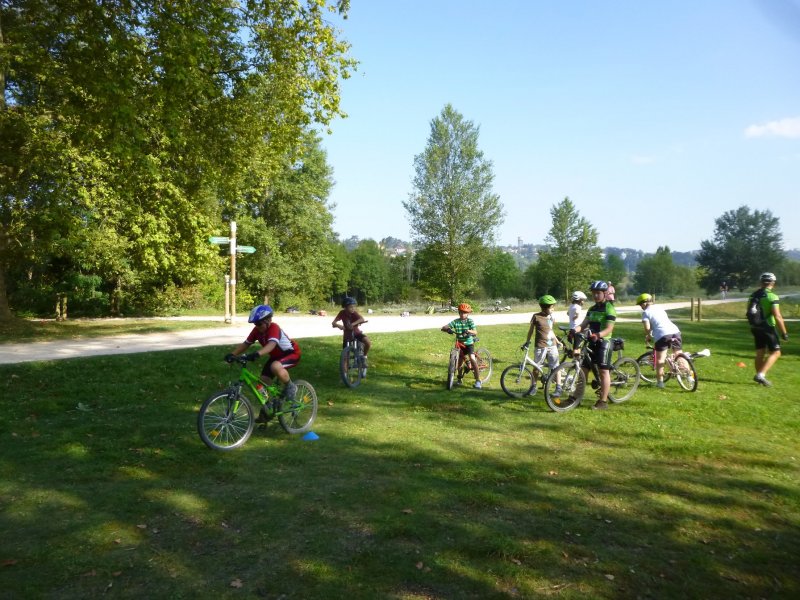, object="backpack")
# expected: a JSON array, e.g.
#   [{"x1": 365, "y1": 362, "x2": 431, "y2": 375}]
[{"x1": 746, "y1": 289, "x2": 768, "y2": 327}]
